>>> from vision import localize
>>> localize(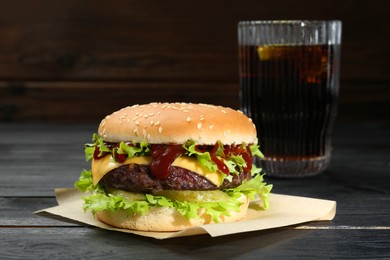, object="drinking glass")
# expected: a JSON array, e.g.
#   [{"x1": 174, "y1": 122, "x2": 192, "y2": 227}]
[{"x1": 238, "y1": 20, "x2": 342, "y2": 177}]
